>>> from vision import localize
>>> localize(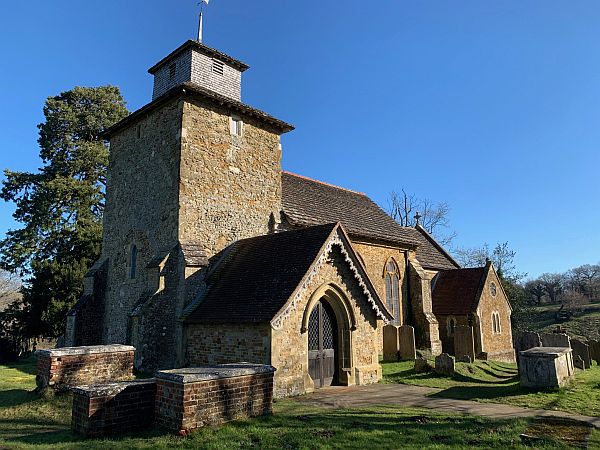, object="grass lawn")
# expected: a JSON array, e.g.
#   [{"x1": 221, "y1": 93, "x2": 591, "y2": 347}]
[
  {"x1": 1, "y1": 358, "x2": 594, "y2": 449},
  {"x1": 382, "y1": 359, "x2": 600, "y2": 418}
]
